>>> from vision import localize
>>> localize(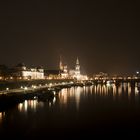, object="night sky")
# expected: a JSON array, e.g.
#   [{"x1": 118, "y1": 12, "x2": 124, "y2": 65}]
[{"x1": 0, "y1": 0, "x2": 140, "y2": 76}]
